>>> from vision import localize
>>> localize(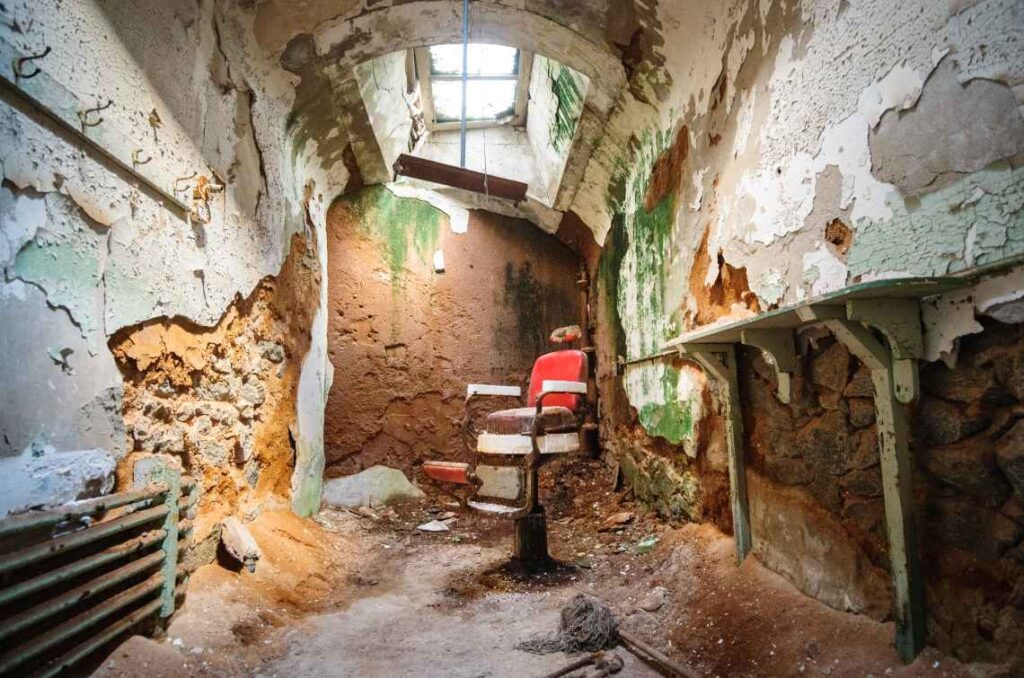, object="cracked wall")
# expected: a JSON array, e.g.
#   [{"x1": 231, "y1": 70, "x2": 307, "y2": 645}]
[
  {"x1": 0, "y1": 0, "x2": 338, "y2": 522},
  {"x1": 584, "y1": 0, "x2": 1024, "y2": 668},
  {"x1": 109, "y1": 233, "x2": 320, "y2": 553},
  {"x1": 324, "y1": 185, "x2": 582, "y2": 479}
]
